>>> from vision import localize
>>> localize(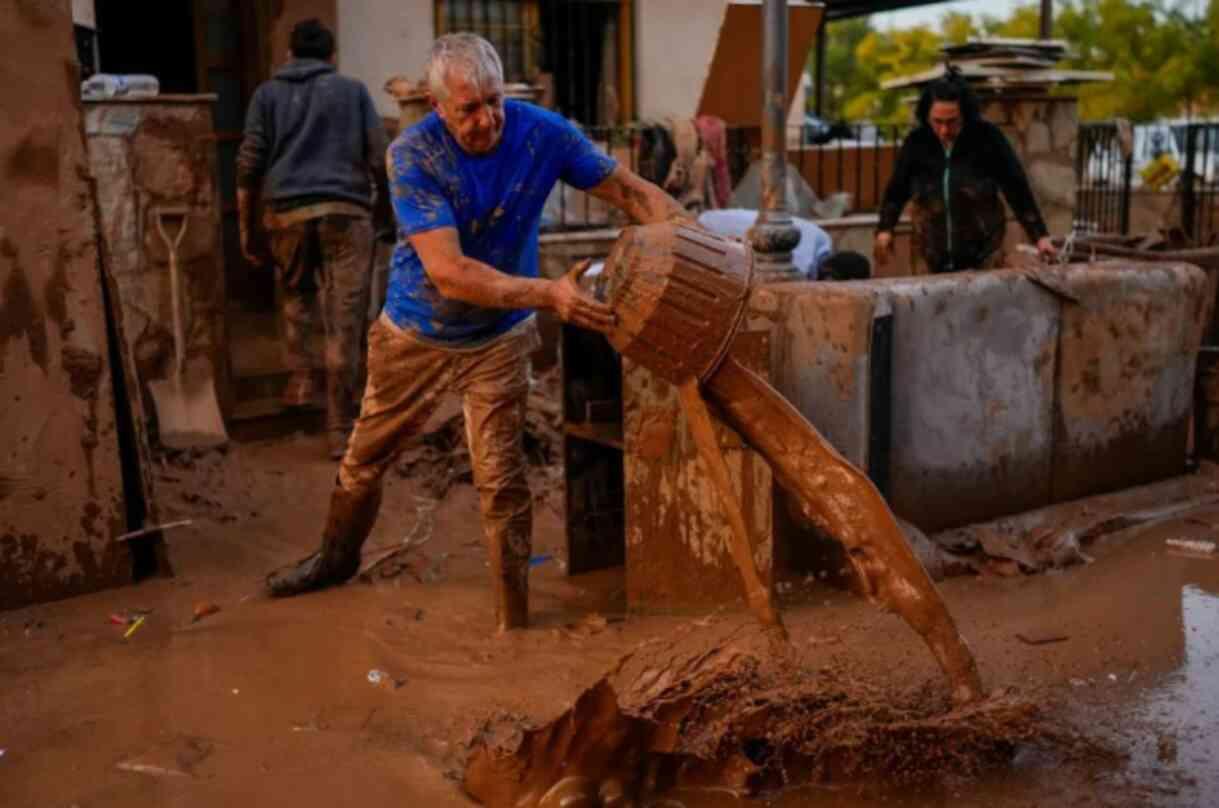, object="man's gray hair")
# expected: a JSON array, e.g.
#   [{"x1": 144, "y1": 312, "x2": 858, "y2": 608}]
[{"x1": 427, "y1": 33, "x2": 504, "y2": 100}]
